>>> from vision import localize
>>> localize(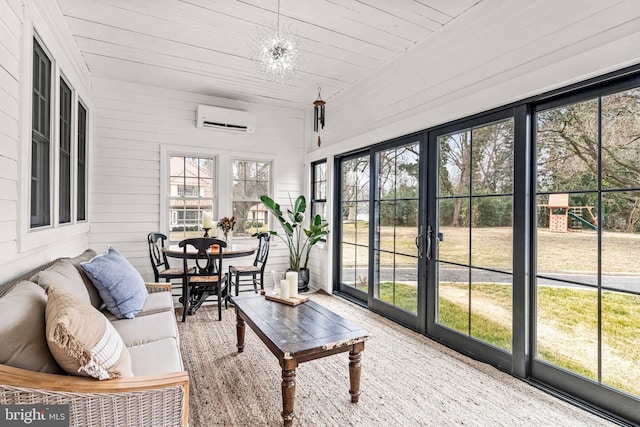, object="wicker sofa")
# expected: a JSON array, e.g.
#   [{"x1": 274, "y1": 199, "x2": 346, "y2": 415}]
[{"x1": 0, "y1": 249, "x2": 189, "y2": 427}]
